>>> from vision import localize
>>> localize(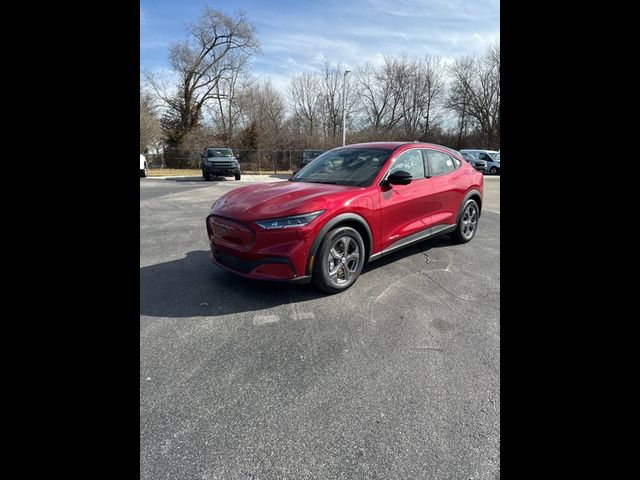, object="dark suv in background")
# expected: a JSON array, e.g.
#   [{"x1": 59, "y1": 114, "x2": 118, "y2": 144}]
[
  {"x1": 460, "y1": 151, "x2": 487, "y2": 171},
  {"x1": 201, "y1": 147, "x2": 242, "y2": 181},
  {"x1": 298, "y1": 149, "x2": 325, "y2": 170}
]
